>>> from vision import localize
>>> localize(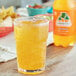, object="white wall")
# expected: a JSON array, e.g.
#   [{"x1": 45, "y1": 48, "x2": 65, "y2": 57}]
[
  {"x1": 0, "y1": 0, "x2": 21, "y2": 7},
  {"x1": 0, "y1": 0, "x2": 43, "y2": 7}
]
